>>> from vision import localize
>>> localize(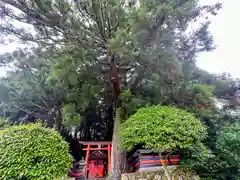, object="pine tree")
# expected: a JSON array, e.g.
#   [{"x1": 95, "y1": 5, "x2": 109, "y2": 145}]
[
  {"x1": 0, "y1": 0, "x2": 221, "y2": 179},
  {"x1": 0, "y1": 47, "x2": 64, "y2": 129}
]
